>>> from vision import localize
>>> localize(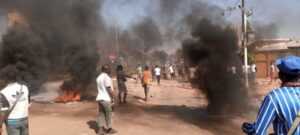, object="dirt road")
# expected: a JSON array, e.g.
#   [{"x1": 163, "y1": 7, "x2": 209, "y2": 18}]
[{"x1": 2, "y1": 79, "x2": 264, "y2": 135}]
